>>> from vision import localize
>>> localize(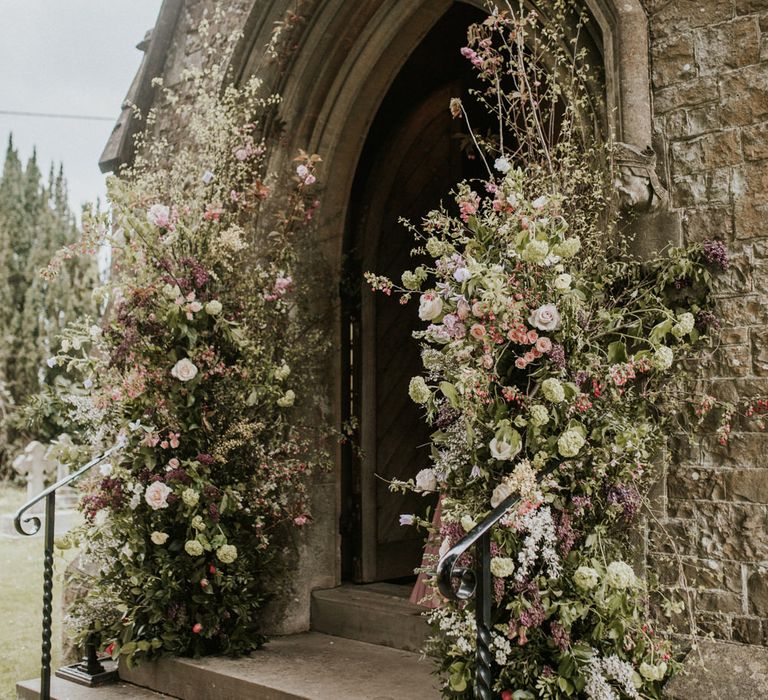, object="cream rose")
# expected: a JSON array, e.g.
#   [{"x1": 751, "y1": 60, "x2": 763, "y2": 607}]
[
  {"x1": 150, "y1": 531, "x2": 169, "y2": 545},
  {"x1": 184, "y1": 540, "x2": 204, "y2": 557},
  {"x1": 490, "y1": 556, "x2": 515, "y2": 578},
  {"x1": 171, "y1": 358, "x2": 198, "y2": 382},
  {"x1": 217, "y1": 544, "x2": 238, "y2": 564},
  {"x1": 144, "y1": 482, "x2": 172, "y2": 510}
]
